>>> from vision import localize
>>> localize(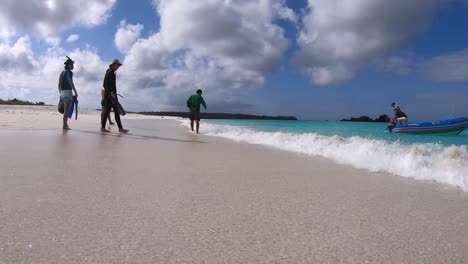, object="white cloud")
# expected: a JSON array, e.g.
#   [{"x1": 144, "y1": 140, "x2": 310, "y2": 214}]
[
  {"x1": 114, "y1": 20, "x2": 144, "y2": 54},
  {"x1": 0, "y1": 40, "x2": 108, "y2": 107},
  {"x1": 1, "y1": 0, "x2": 296, "y2": 112},
  {"x1": 379, "y1": 56, "x2": 413, "y2": 76},
  {"x1": 156, "y1": 0, "x2": 289, "y2": 72},
  {"x1": 66, "y1": 34, "x2": 80, "y2": 43},
  {"x1": 45, "y1": 37, "x2": 61, "y2": 46},
  {"x1": 0, "y1": 0, "x2": 116, "y2": 40},
  {"x1": 0, "y1": 36, "x2": 39, "y2": 72},
  {"x1": 115, "y1": 0, "x2": 294, "y2": 110},
  {"x1": 419, "y1": 48, "x2": 468, "y2": 82},
  {"x1": 273, "y1": 0, "x2": 297, "y2": 22},
  {"x1": 295, "y1": 0, "x2": 445, "y2": 85}
]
